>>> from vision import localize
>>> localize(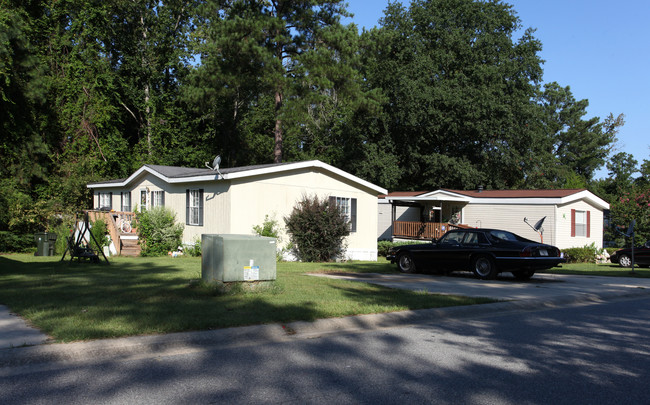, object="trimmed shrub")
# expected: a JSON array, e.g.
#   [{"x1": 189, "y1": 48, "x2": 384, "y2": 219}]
[
  {"x1": 136, "y1": 207, "x2": 184, "y2": 256},
  {"x1": 284, "y1": 195, "x2": 349, "y2": 262},
  {"x1": 561, "y1": 243, "x2": 607, "y2": 264}
]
